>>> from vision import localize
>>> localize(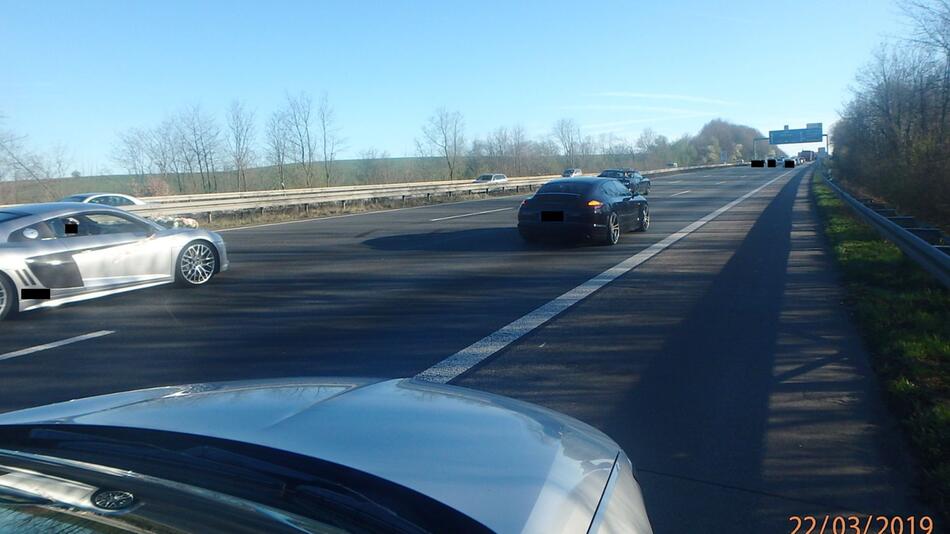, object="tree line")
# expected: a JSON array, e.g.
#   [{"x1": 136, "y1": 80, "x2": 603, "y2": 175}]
[
  {"x1": 832, "y1": 0, "x2": 950, "y2": 227},
  {"x1": 2, "y1": 95, "x2": 777, "y2": 202},
  {"x1": 110, "y1": 92, "x2": 344, "y2": 195}
]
